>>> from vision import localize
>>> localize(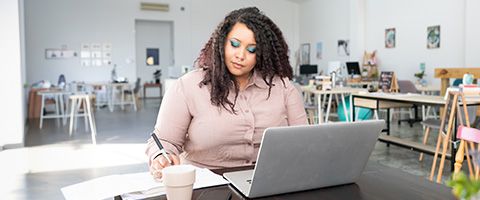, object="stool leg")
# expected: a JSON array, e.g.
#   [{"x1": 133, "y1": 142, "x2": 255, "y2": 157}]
[
  {"x1": 419, "y1": 127, "x2": 431, "y2": 161},
  {"x1": 69, "y1": 98, "x2": 76, "y2": 136},
  {"x1": 54, "y1": 94, "x2": 60, "y2": 124},
  {"x1": 325, "y1": 94, "x2": 332, "y2": 123},
  {"x1": 75, "y1": 98, "x2": 83, "y2": 131},
  {"x1": 60, "y1": 94, "x2": 66, "y2": 126},
  {"x1": 85, "y1": 97, "x2": 97, "y2": 144},
  {"x1": 39, "y1": 94, "x2": 45, "y2": 129},
  {"x1": 121, "y1": 87, "x2": 125, "y2": 110},
  {"x1": 132, "y1": 90, "x2": 137, "y2": 111},
  {"x1": 82, "y1": 98, "x2": 89, "y2": 132}
]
